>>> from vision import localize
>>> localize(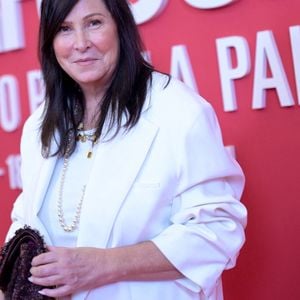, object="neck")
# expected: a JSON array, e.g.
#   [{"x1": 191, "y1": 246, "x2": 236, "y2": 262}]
[
  {"x1": 80, "y1": 86, "x2": 106, "y2": 130},
  {"x1": 81, "y1": 111, "x2": 99, "y2": 130}
]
